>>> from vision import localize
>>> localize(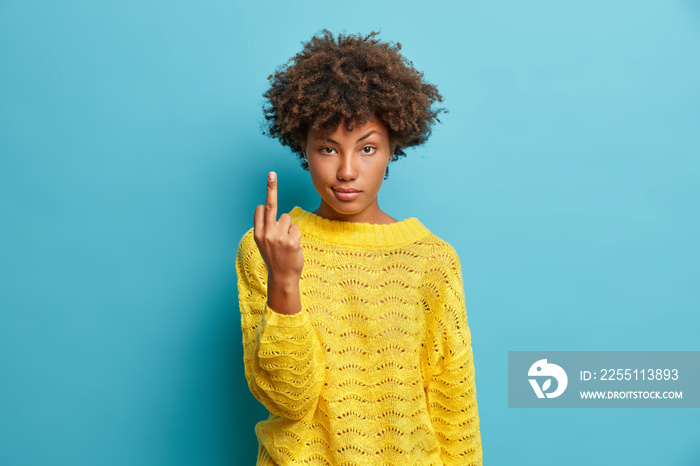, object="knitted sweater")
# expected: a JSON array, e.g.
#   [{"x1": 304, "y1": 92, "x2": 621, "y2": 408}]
[{"x1": 235, "y1": 206, "x2": 483, "y2": 465}]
